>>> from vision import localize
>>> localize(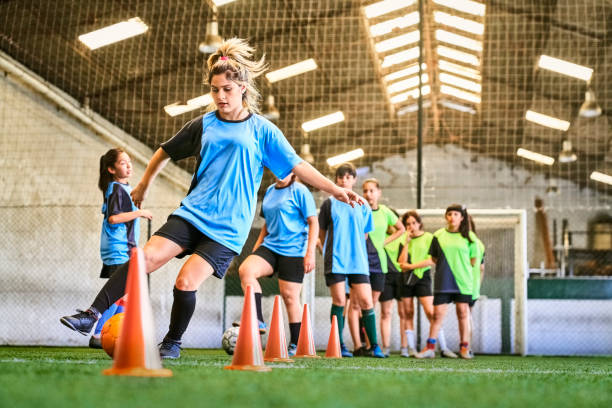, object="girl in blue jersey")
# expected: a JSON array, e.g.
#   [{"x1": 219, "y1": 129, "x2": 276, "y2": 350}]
[
  {"x1": 89, "y1": 148, "x2": 153, "y2": 349},
  {"x1": 412, "y1": 204, "x2": 478, "y2": 359},
  {"x1": 320, "y1": 163, "x2": 385, "y2": 358},
  {"x1": 238, "y1": 173, "x2": 318, "y2": 356},
  {"x1": 60, "y1": 38, "x2": 363, "y2": 359}
]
